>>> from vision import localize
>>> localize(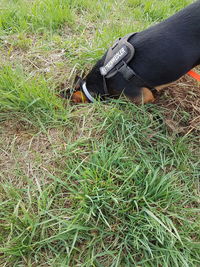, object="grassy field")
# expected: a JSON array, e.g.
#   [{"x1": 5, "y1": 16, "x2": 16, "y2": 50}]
[{"x1": 0, "y1": 0, "x2": 200, "y2": 266}]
